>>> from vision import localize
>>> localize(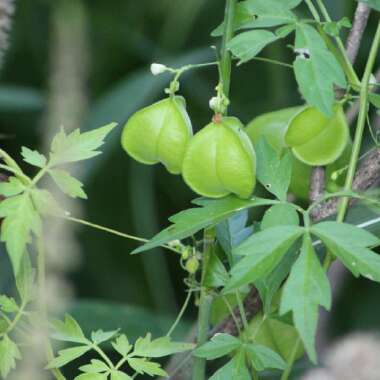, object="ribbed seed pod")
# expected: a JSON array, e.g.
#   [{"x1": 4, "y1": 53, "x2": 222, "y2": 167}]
[
  {"x1": 285, "y1": 105, "x2": 349, "y2": 166},
  {"x1": 246, "y1": 105, "x2": 351, "y2": 200},
  {"x1": 182, "y1": 117, "x2": 256, "y2": 199},
  {"x1": 121, "y1": 96, "x2": 192, "y2": 174}
]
